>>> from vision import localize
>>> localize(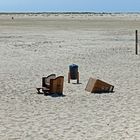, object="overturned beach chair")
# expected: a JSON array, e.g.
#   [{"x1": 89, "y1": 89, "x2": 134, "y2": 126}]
[
  {"x1": 85, "y1": 77, "x2": 114, "y2": 93},
  {"x1": 36, "y1": 74, "x2": 64, "y2": 95}
]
